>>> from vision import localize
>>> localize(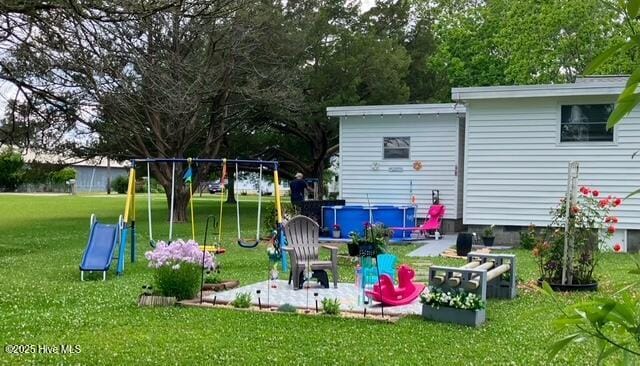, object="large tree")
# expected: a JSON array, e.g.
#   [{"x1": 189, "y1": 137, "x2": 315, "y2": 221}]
[
  {"x1": 257, "y1": 0, "x2": 421, "y2": 193},
  {"x1": 0, "y1": 0, "x2": 293, "y2": 221},
  {"x1": 425, "y1": 0, "x2": 637, "y2": 89}
]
